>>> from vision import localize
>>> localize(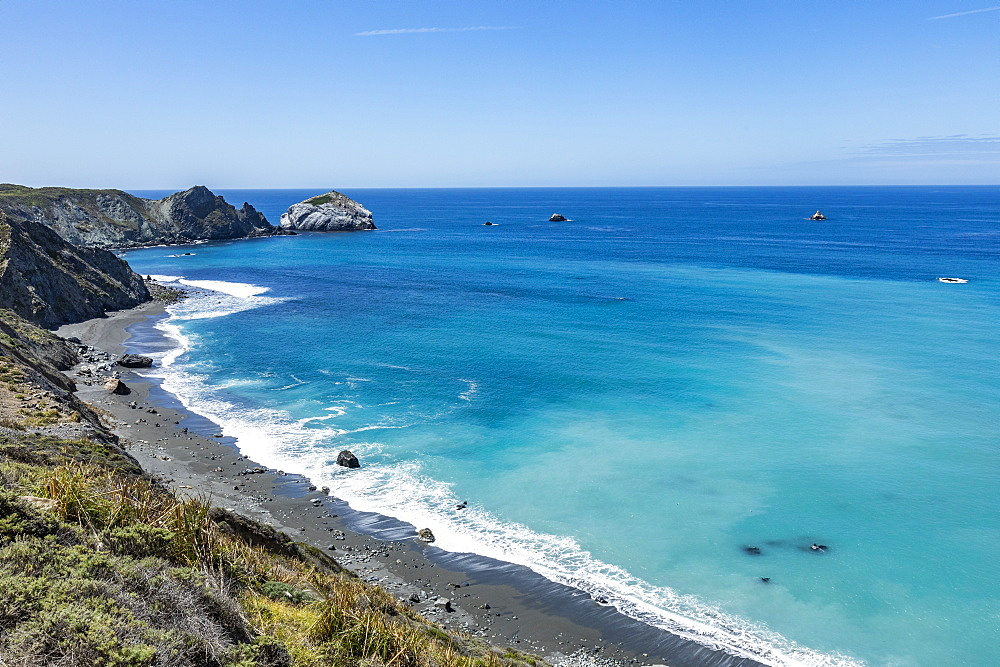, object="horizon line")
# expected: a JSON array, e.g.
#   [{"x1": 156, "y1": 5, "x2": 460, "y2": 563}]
[{"x1": 8, "y1": 183, "x2": 996, "y2": 192}]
